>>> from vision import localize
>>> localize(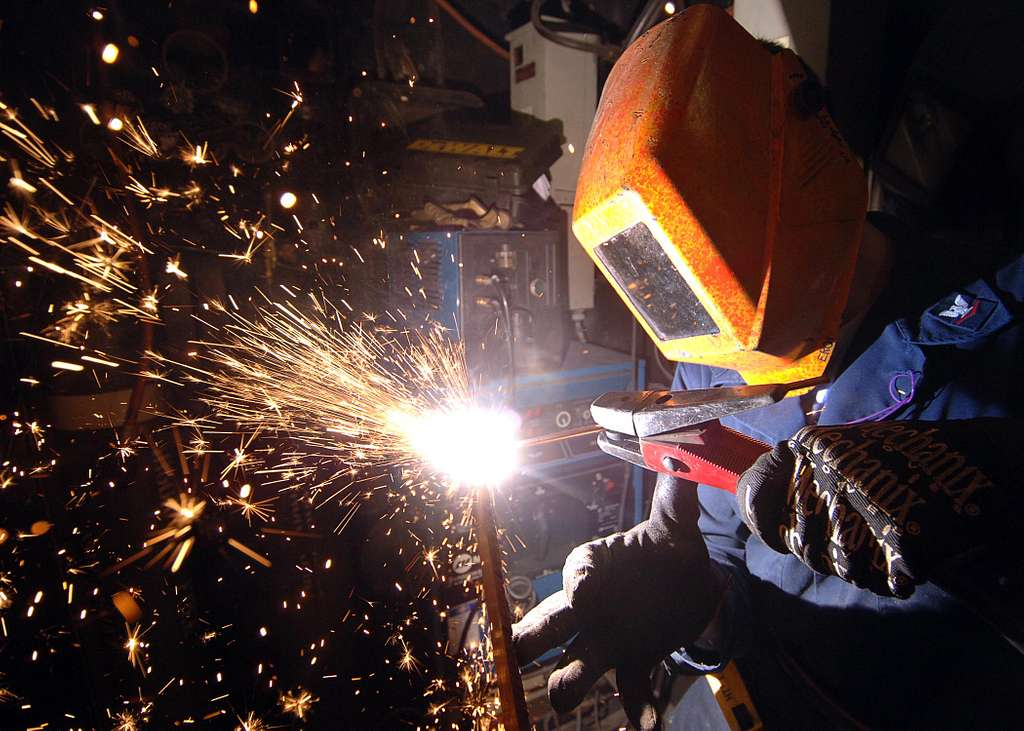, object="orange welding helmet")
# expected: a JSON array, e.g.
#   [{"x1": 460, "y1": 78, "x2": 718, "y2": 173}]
[{"x1": 573, "y1": 5, "x2": 867, "y2": 386}]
